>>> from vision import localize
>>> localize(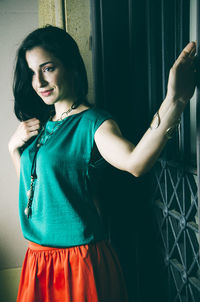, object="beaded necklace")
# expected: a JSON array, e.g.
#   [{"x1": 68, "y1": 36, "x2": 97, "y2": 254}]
[{"x1": 24, "y1": 103, "x2": 78, "y2": 218}]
